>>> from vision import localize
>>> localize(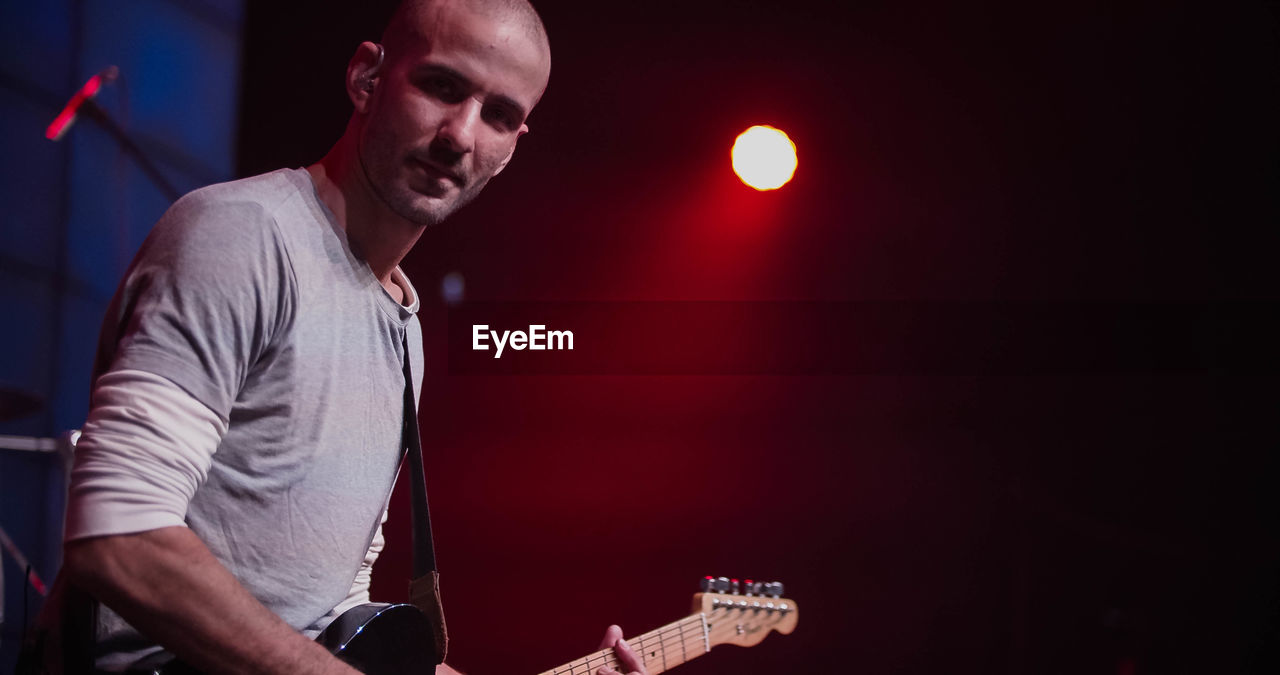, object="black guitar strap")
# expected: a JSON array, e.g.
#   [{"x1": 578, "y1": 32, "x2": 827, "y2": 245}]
[{"x1": 401, "y1": 334, "x2": 448, "y2": 663}]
